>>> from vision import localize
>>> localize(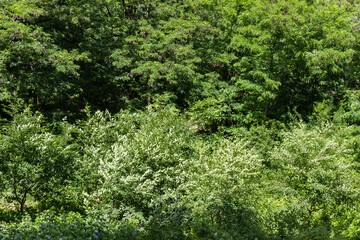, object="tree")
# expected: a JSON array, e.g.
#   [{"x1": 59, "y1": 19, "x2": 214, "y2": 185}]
[
  {"x1": 0, "y1": 0, "x2": 88, "y2": 118},
  {"x1": 0, "y1": 106, "x2": 76, "y2": 213},
  {"x1": 228, "y1": 0, "x2": 360, "y2": 121}
]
